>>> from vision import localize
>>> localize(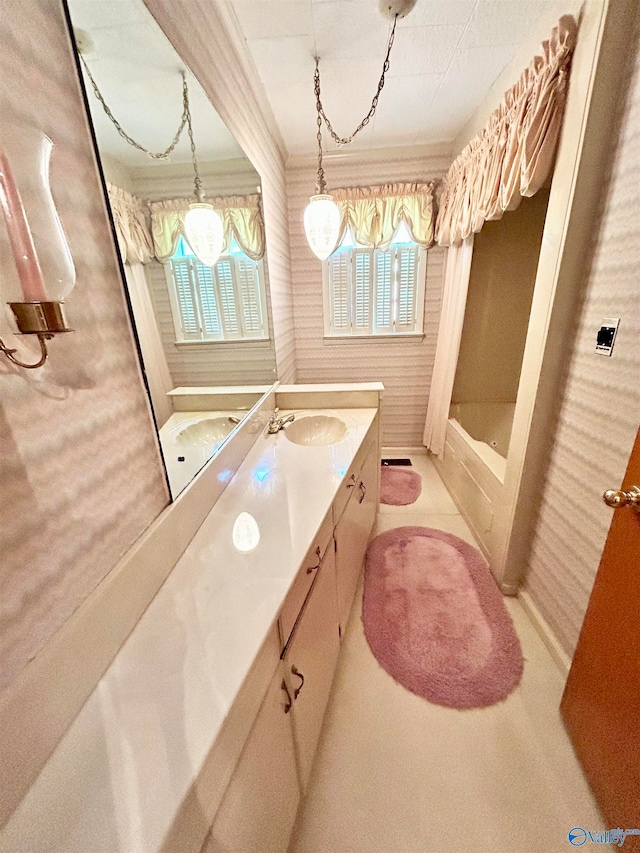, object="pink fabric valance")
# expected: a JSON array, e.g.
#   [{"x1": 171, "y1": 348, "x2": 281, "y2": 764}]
[{"x1": 435, "y1": 15, "x2": 578, "y2": 247}]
